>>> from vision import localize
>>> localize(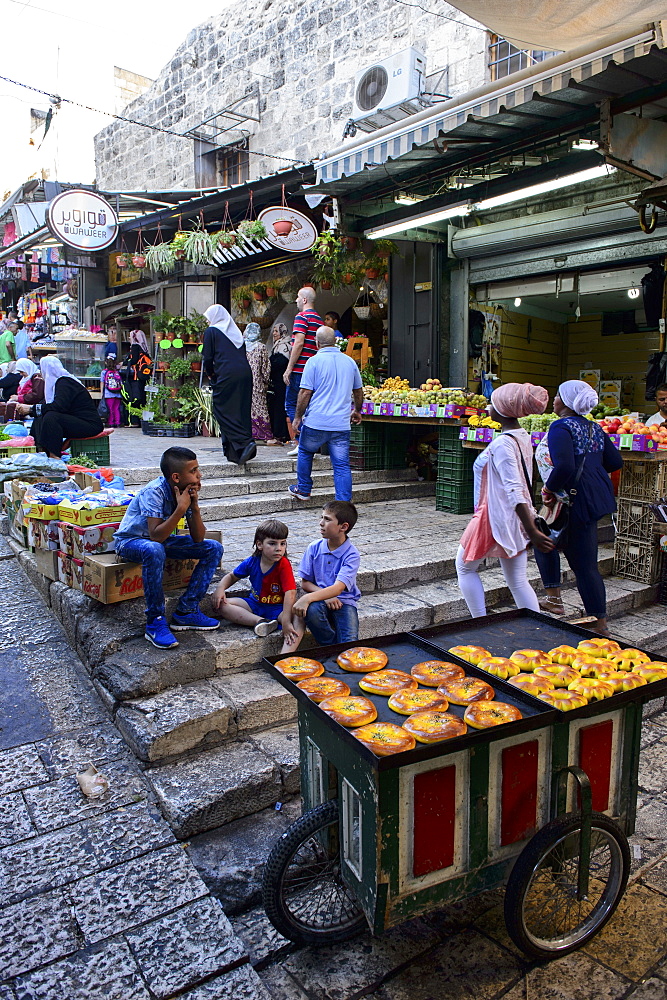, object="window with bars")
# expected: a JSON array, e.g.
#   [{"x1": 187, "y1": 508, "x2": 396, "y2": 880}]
[
  {"x1": 215, "y1": 140, "x2": 249, "y2": 187},
  {"x1": 488, "y1": 34, "x2": 553, "y2": 81}
]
